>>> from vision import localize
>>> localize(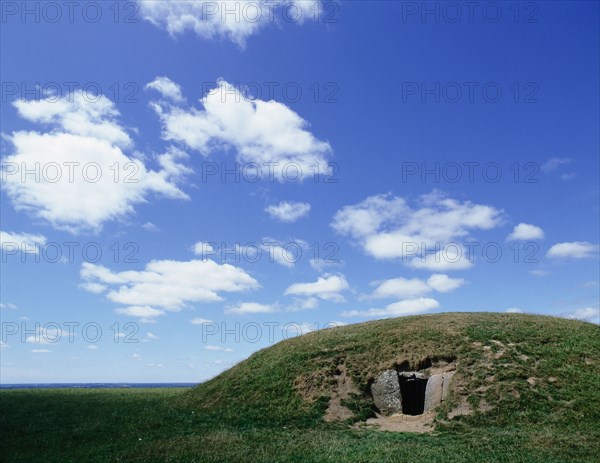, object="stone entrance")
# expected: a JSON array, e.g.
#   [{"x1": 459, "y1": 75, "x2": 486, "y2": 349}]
[
  {"x1": 399, "y1": 373, "x2": 427, "y2": 415},
  {"x1": 371, "y1": 368, "x2": 455, "y2": 416}
]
